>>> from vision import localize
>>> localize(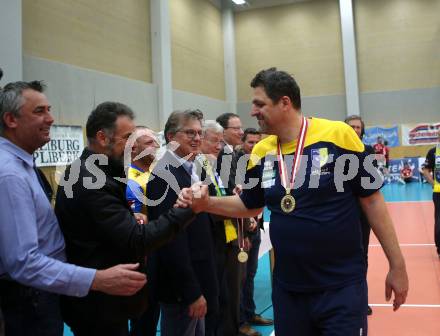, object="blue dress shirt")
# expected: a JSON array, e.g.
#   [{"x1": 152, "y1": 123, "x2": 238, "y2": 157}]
[{"x1": 0, "y1": 137, "x2": 95, "y2": 297}]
